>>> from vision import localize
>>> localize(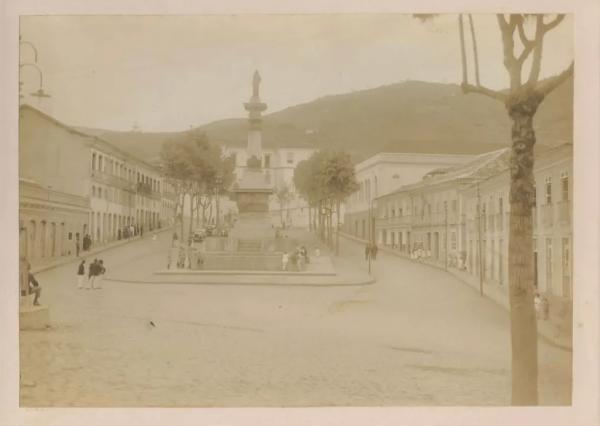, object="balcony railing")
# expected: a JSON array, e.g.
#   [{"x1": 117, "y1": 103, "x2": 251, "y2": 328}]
[{"x1": 91, "y1": 170, "x2": 133, "y2": 191}]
